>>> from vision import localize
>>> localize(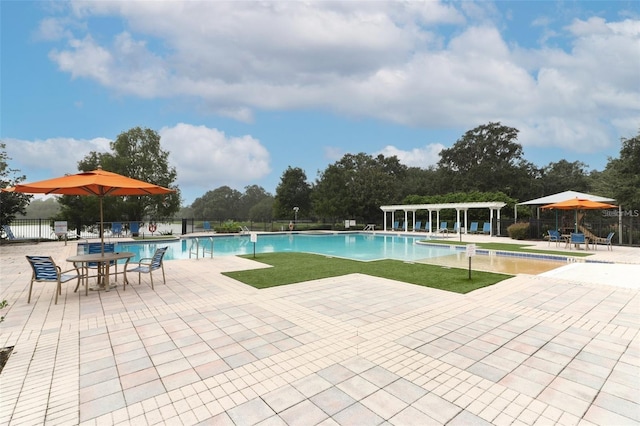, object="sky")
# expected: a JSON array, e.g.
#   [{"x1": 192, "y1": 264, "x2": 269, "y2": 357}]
[{"x1": 1, "y1": 1, "x2": 639, "y2": 205}]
